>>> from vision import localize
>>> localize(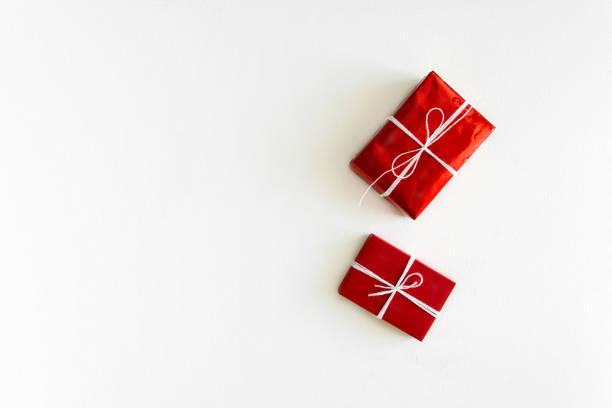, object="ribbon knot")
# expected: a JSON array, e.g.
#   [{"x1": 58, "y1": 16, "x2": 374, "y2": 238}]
[
  {"x1": 351, "y1": 256, "x2": 440, "y2": 320},
  {"x1": 358, "y1": 101, "x2": 472, "y2": 206},
  {"x1": 370, "y1": 272, "x2": 423, "y2": 297}
]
